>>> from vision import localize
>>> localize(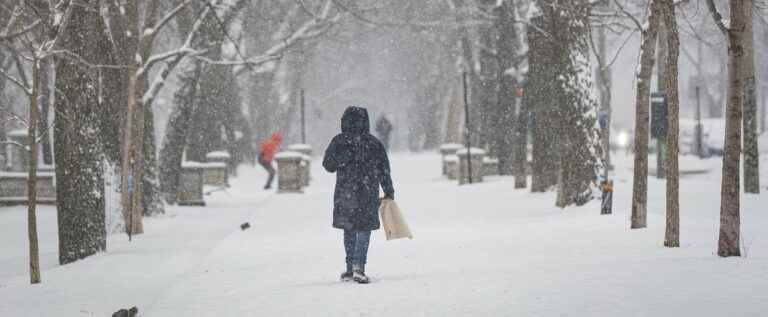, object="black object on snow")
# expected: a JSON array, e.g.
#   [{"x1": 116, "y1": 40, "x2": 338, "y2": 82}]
[
  {"x1": 240, "y1": 222, "x2": 251, "y2": 230},
  {"x1": 111, "y1": 306, "x2": 138, "y2": 317}
]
